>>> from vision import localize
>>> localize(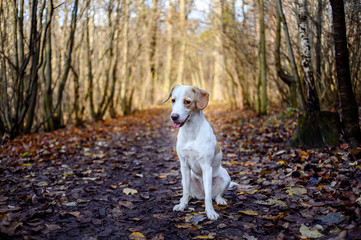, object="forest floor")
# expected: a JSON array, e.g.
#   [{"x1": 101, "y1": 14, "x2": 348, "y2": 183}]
[{"x1": 0, "y1": 105, "x2": 361, "y2": 240}]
